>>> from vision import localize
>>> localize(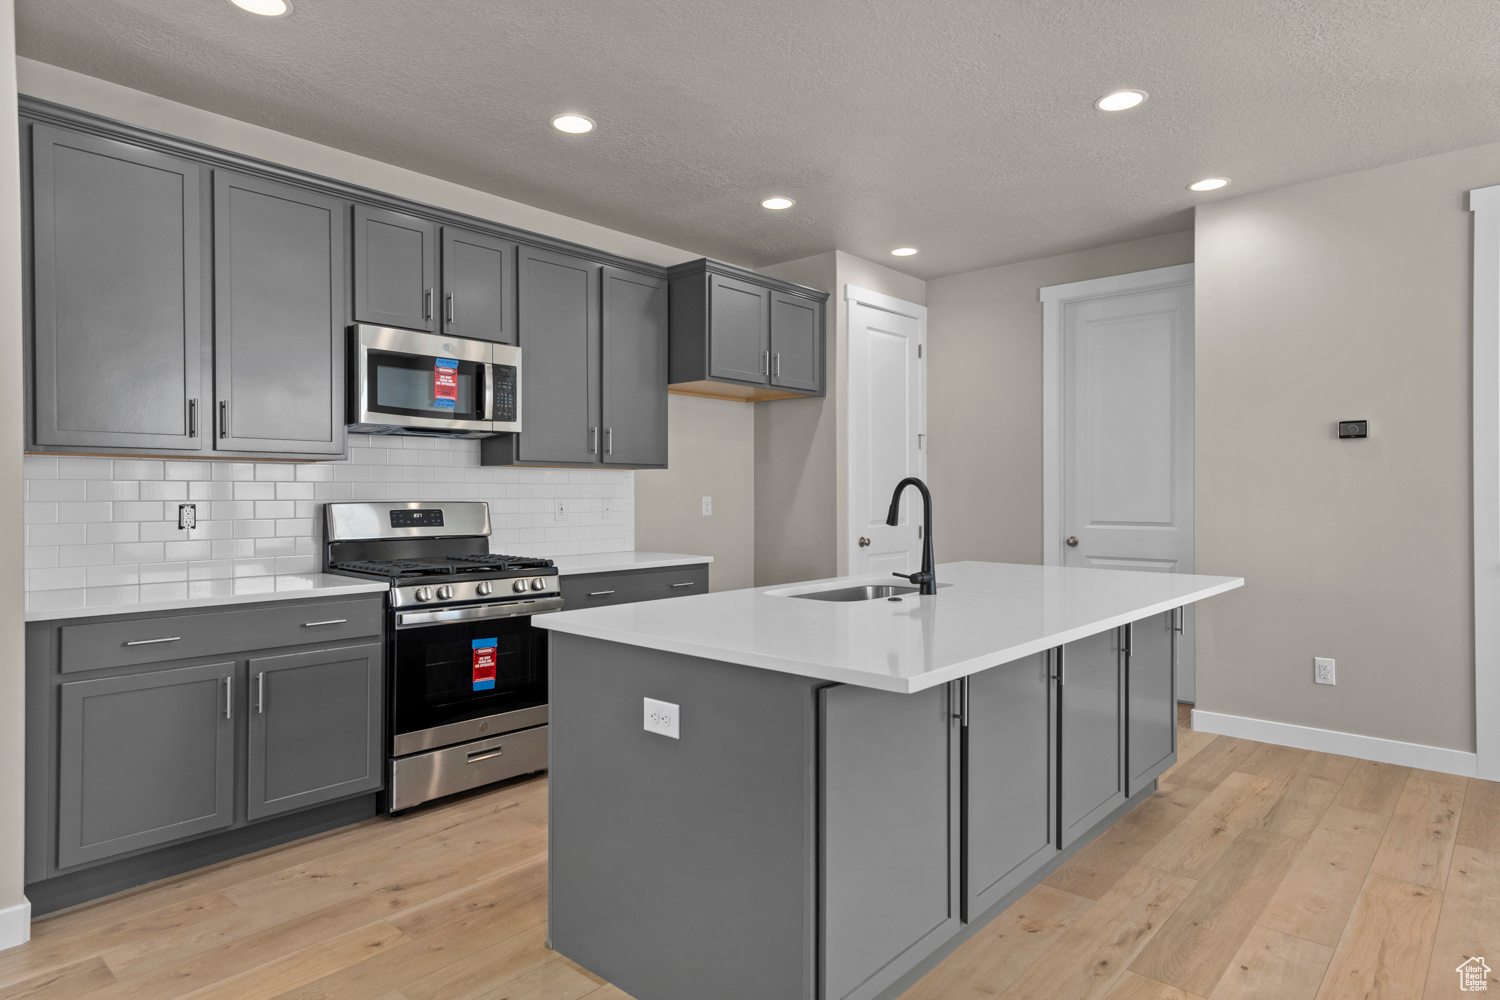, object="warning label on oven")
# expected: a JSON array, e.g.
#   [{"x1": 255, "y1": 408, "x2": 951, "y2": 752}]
[
  {"x1": 434, "y1": 358, "x2": 459, "y2": 409},
  {"x1": 472, "y1": 638, "x2": 497, "y2": 691}
]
